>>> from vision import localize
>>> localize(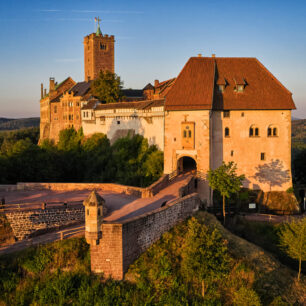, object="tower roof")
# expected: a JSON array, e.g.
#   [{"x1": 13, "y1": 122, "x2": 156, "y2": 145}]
[
  {"x1": 83, "y1": 190, "x2": 105, "y2": 206},
  {"x1": 96, "y1": 24, "x2": 102, "y2": 36}
]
